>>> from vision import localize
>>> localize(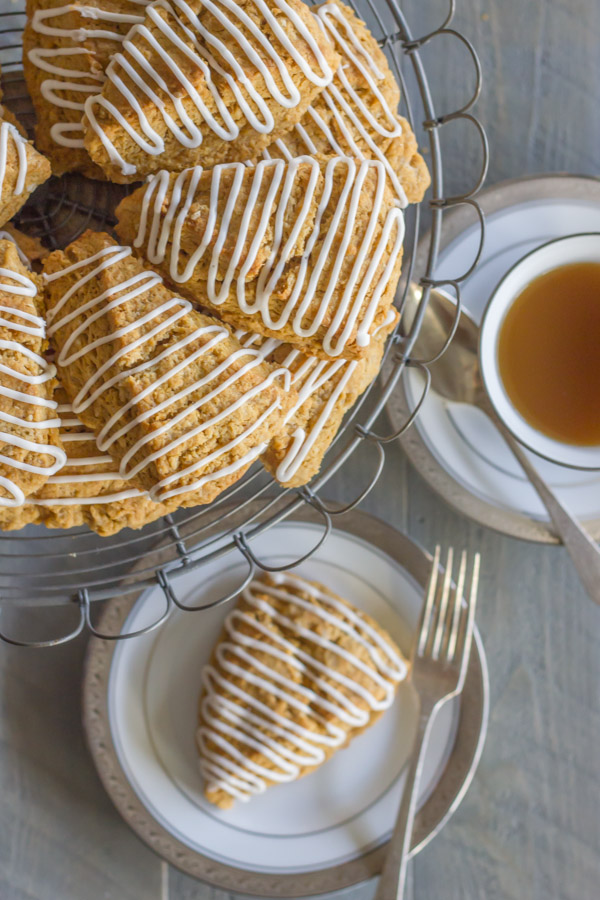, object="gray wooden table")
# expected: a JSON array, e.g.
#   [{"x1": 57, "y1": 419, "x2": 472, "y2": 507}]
[{"x1": 2, "y1": 1, "x2": 600, "y2": 898}]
